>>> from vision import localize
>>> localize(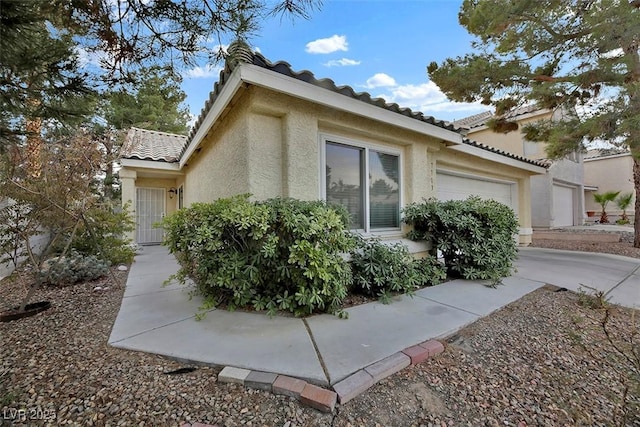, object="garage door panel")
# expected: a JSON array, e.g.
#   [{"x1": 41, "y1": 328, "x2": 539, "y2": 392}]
[
  {"x1": 552, "y1": 184, "x2": 574, "y2": 226},
  {"x1": 437, "y1": 172, "x2": 514, "y2": 210}
]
